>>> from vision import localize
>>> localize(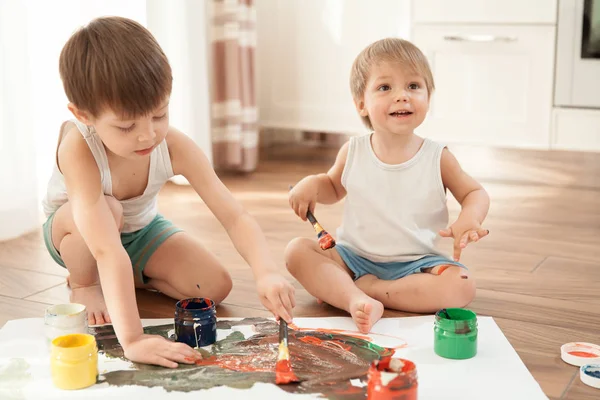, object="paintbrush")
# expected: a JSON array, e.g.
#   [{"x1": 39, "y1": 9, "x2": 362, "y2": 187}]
[
  {"x1": 275, "y1": 320, "x2": 299, "y2": 385},
  {"x1": 306, "y1": 210, "x2": 336, "y2": 250},
  {"x1": 288, "y1": 185, "x2": 336, "y2": 250}
]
